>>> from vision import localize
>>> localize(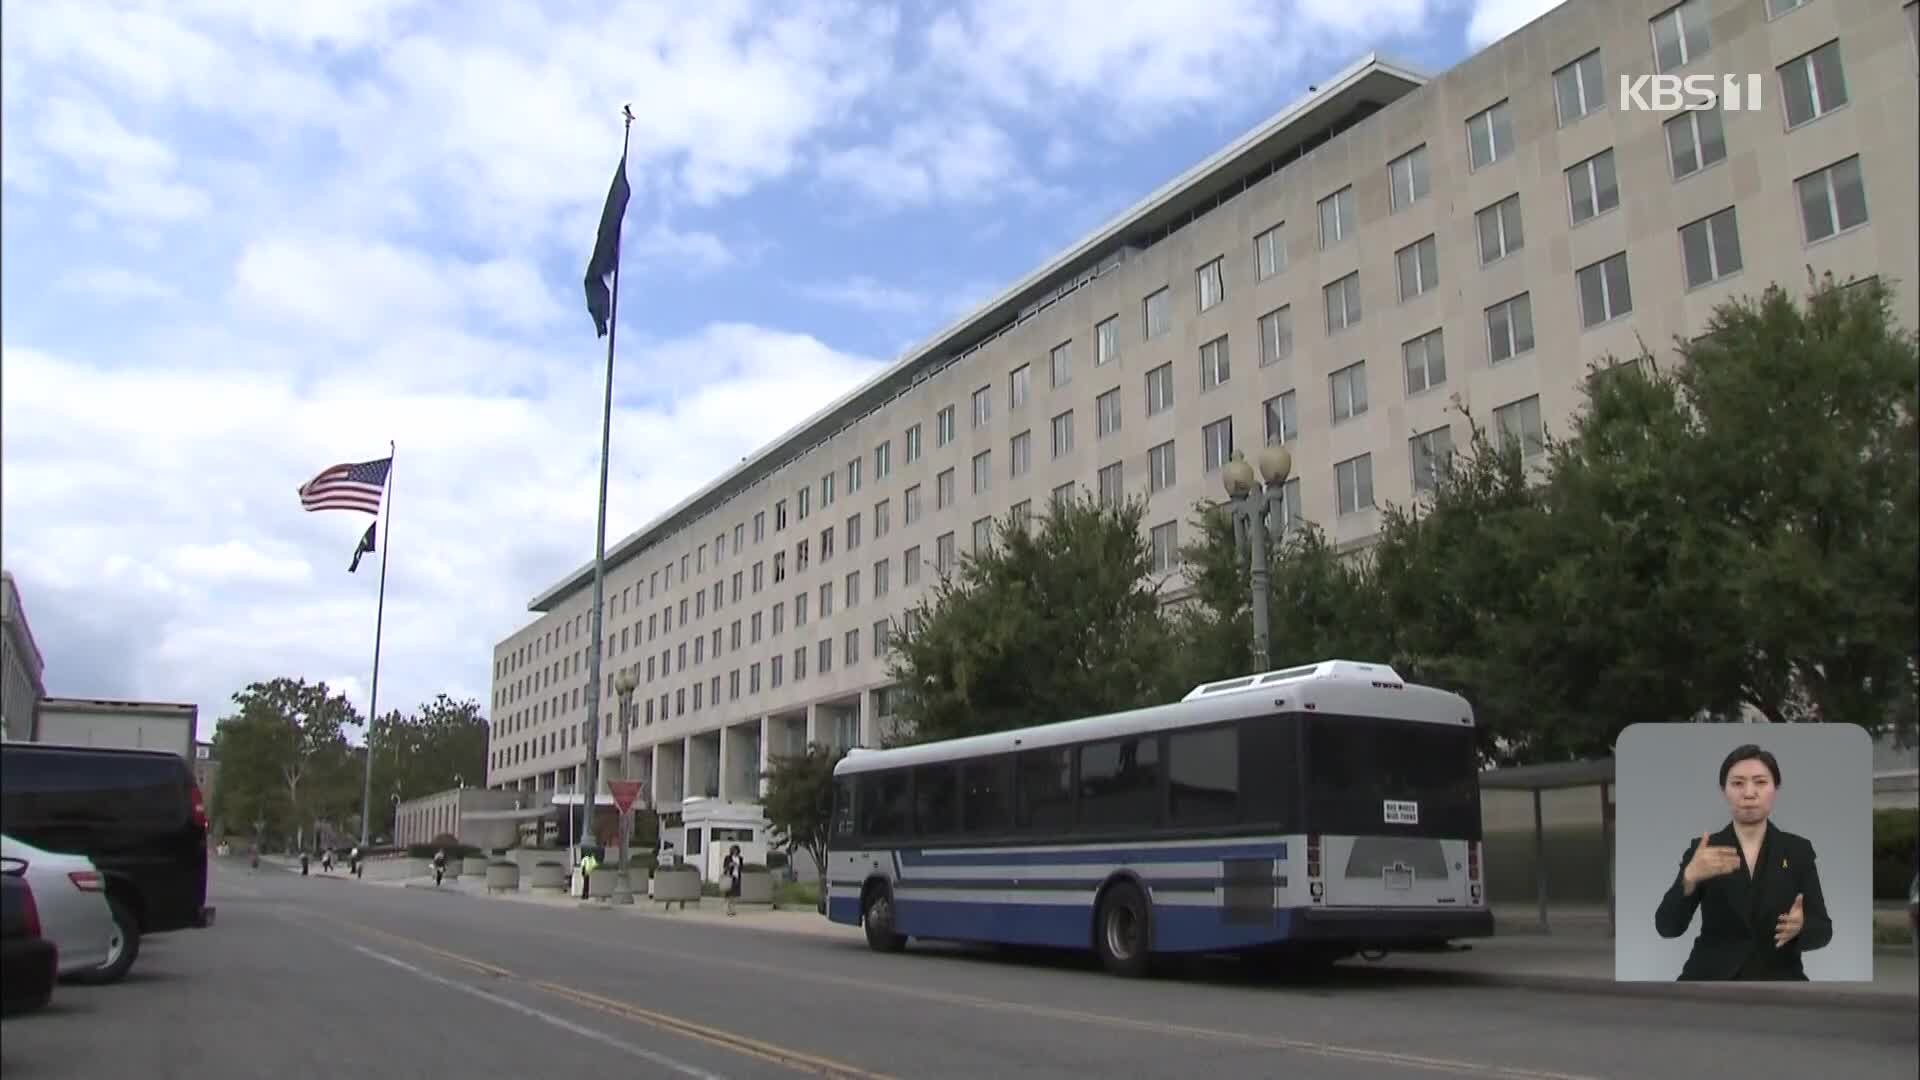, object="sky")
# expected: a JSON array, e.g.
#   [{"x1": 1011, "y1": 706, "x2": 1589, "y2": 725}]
[{"x1": 0, "y1": 0, "x2": 1566, "y2": 742}]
